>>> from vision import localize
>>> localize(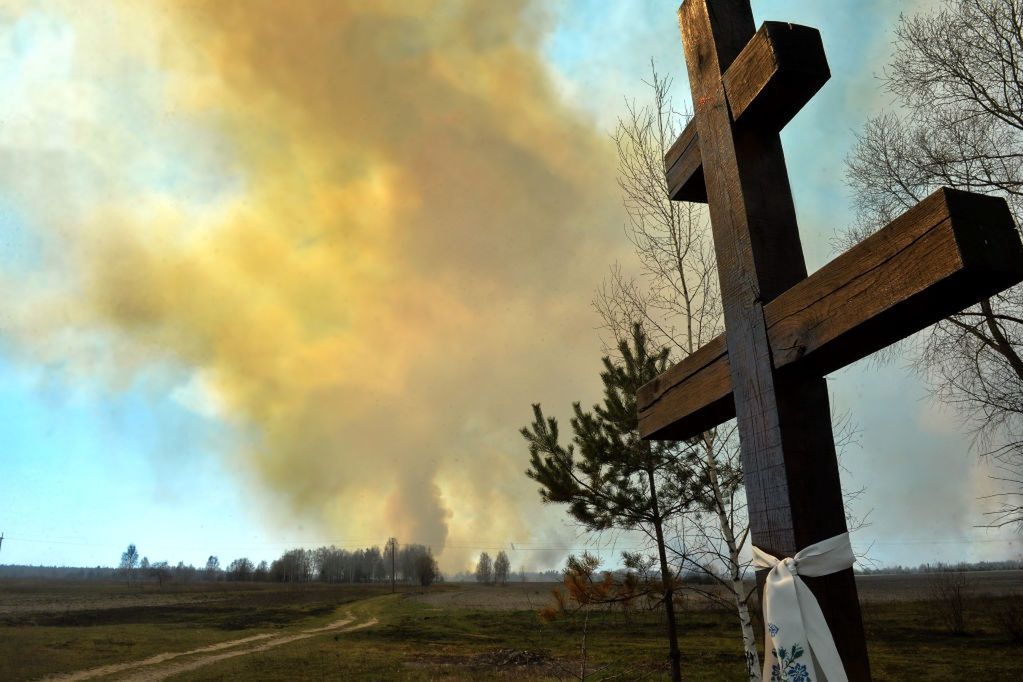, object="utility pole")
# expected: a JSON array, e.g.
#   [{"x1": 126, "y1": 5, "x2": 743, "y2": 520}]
[{"x1": 387, "y1": 537, "x2": 397, "y2": 594}]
